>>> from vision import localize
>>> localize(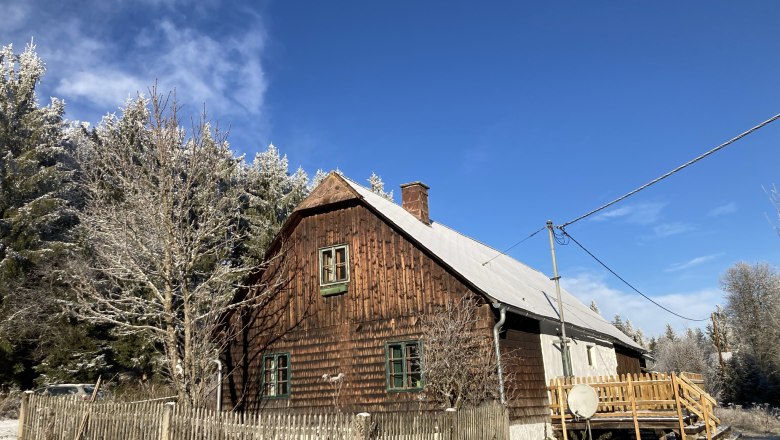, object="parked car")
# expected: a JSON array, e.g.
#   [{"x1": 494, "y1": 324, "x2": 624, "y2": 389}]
[{"x1": 35, "y1": 384, "x2": 108, "y2": 400}]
